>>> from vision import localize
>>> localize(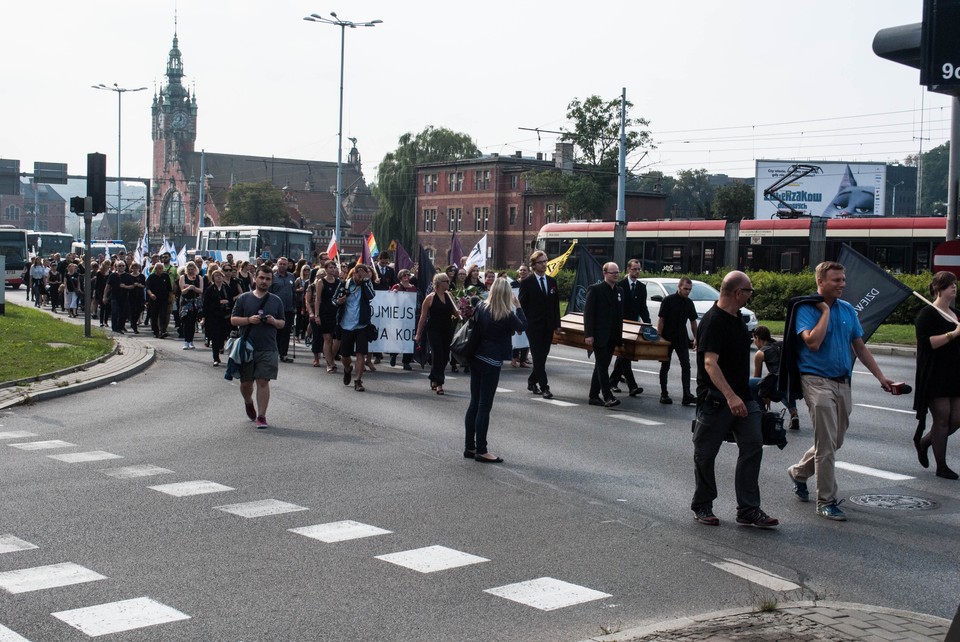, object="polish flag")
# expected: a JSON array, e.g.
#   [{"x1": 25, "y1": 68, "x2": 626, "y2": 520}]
[{"x1": 326, "y1": 233, "x2": 338, "y2": 261}]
